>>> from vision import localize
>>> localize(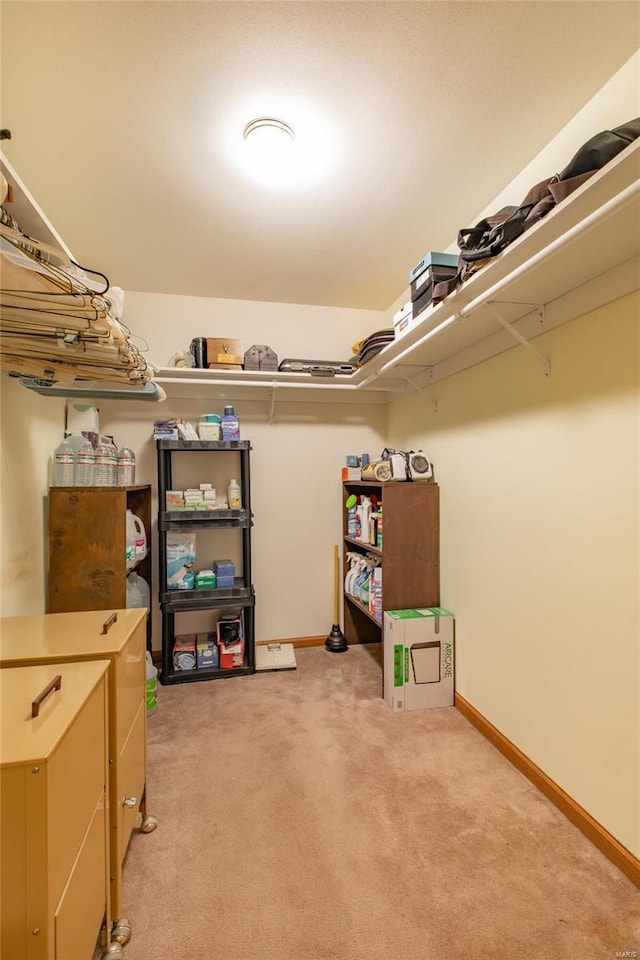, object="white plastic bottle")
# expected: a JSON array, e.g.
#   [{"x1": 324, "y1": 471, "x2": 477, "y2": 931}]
[
  {"x1": 53, "y1": 439, "x2": 75, "y2": 486},
  {"x1": 94, "y1": 440, "x2": 112, "y2": 486},
  {"x1": 130, "y1": 512, "x2": 147, "y2": 562},
  {"x1": 106, "y1": 440, "x2": 118, "y2": 486},
  {"x1": 127, "y1": 571, "x2": 150, "y2": 608},
  {"x1": 356, "y1": 496, "x2": 372, "y2": 544},
  {"x1": 125, "y1": 509, "x2": 137, "y2": 570},
  {"x1": 135, "y1": 572, "x2": 150, "y2": 607},
  {"x1": 227, "y1": 478, "x2": 241, "y2": 509},
  {"x1": 117, "y1": 447, "x2": 136, "y2": 486},
  {"x1": 75, "y1": 438, "x2": 95, "y2": 486}
]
